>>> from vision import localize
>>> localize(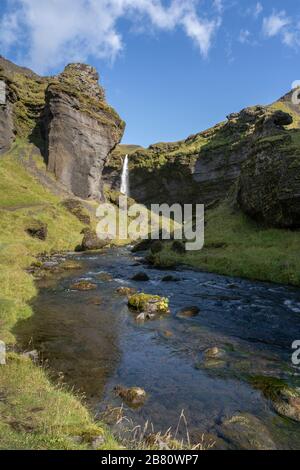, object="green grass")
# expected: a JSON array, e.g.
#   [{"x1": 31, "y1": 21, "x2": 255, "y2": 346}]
[
  {"x1": 0, "y1": 145, "x2": 120, "y2": 450},
  {"x1": 149, "y1": 203, "x2": 300, "y2": 287}
]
